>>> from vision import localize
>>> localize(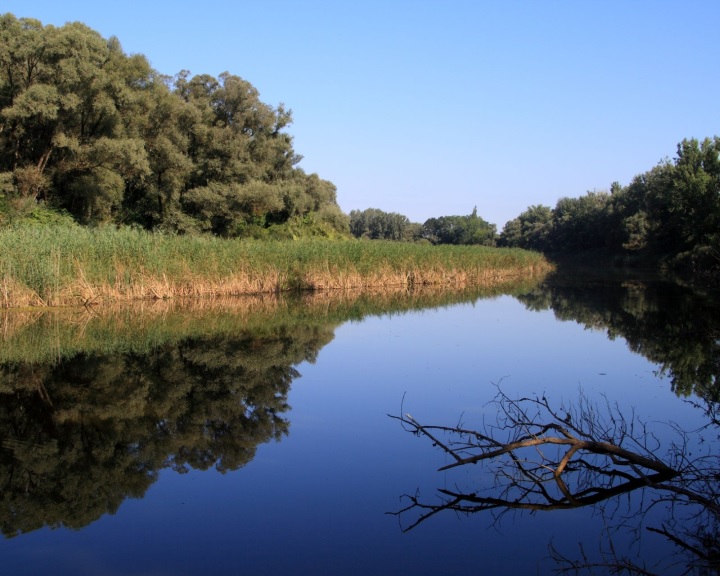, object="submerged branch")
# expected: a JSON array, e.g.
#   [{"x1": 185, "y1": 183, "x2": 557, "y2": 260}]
[{"x1": 391, "y1": 387, "x2": 720, "y2": 574}]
